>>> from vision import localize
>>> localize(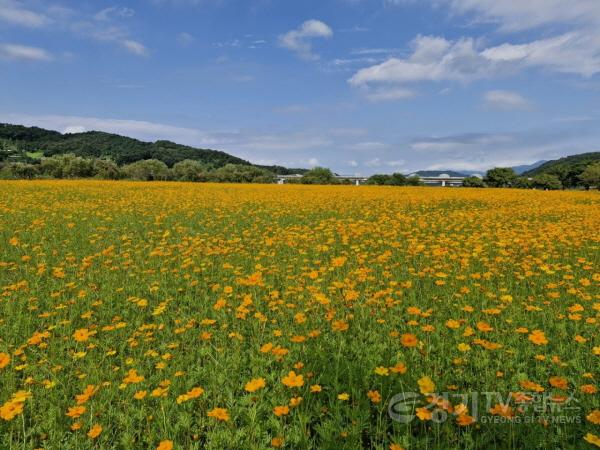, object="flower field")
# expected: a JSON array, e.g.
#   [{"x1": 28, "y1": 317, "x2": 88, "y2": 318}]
[{"x1": 1, "y1": 180, "x2": 599, "y2": 449}]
